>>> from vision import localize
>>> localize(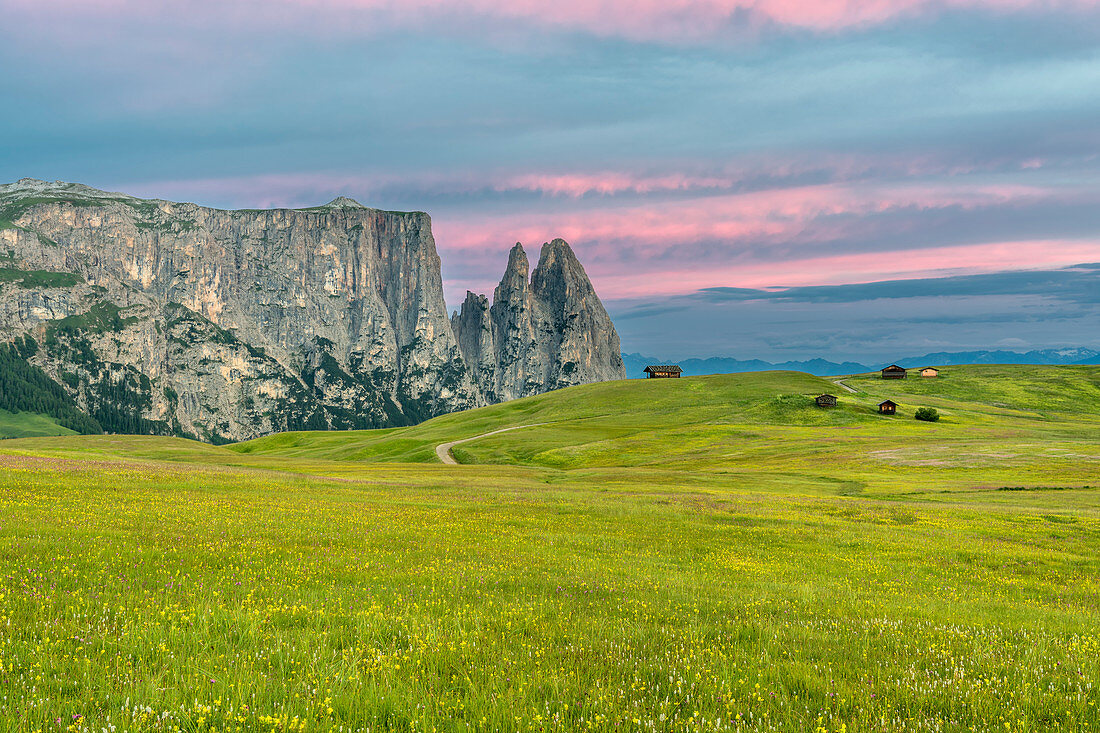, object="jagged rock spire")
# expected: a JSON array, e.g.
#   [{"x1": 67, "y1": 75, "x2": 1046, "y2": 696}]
[
  {"x1": 453, "y1": 238, "x2": 625, "y2": 402},
  {"x1": 495, "y1": 243, "x2": 530, "y2": 299}
]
